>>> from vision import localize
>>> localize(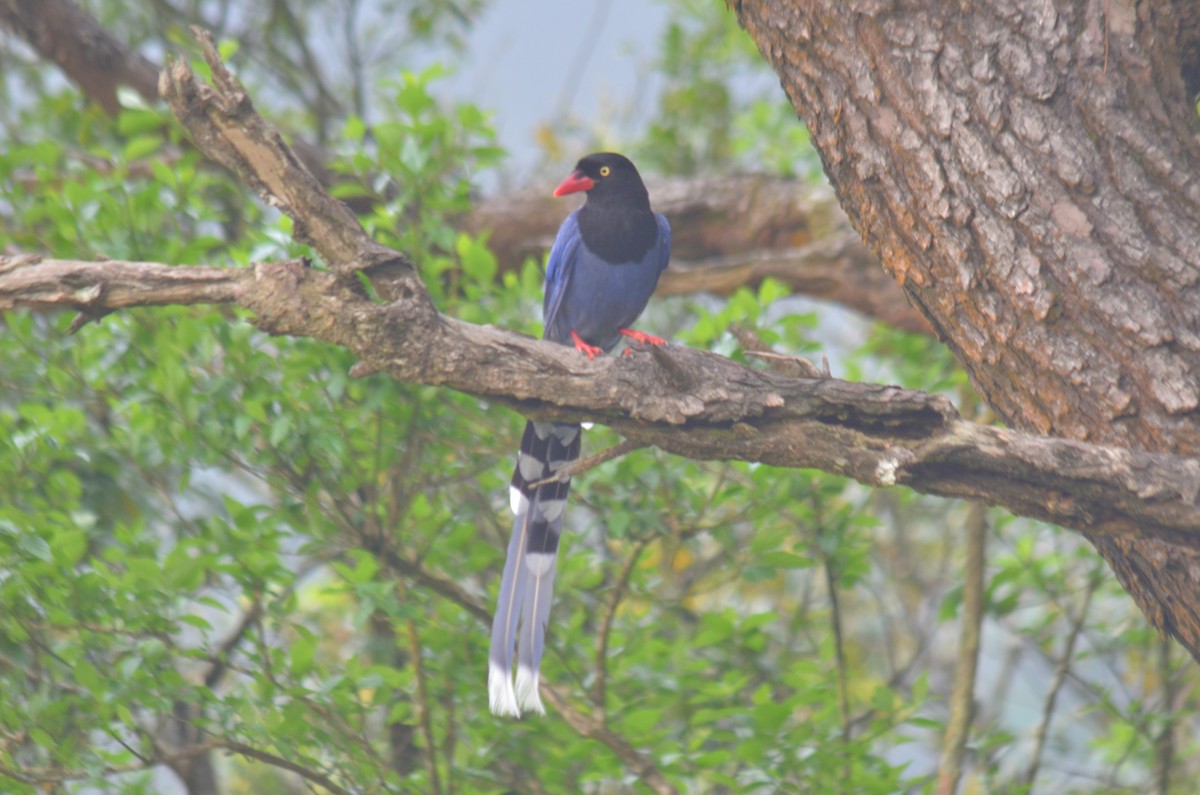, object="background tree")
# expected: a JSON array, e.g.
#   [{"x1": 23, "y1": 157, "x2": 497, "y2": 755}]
[{"x1": 0, "y1": 2, "x2": 1198, "y2": 795}]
